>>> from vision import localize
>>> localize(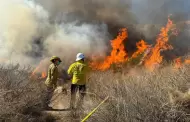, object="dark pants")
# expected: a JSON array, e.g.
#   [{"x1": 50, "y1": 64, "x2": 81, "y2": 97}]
[
  {"x1": 43, "y1": 86, "x2": 54, "y2": 109},
  {"x1": 70, "y1": 84, "x2": 86, "y2": 109}
]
